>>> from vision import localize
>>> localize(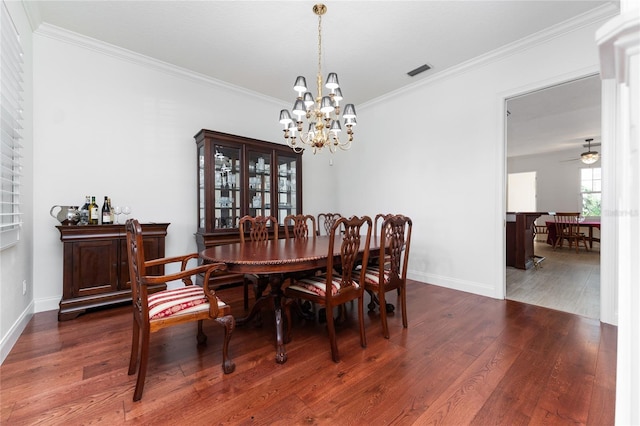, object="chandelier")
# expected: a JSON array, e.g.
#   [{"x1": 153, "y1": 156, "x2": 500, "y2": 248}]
[
  {"x1": 580, "y1": 138, "x2": 600, "y2": 164},
  {"x1": 278, "y1": 4, "x2": 357, "y2": 154}
]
